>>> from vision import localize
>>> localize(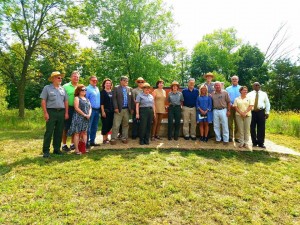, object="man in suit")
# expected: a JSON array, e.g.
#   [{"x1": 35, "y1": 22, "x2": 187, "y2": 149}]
[
  {"x1": 247, "y1": 82, "x2": 270, "y2": 148},
  {"x1": 110, "y1": 76, "x2": 134, "y2": 145}
]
